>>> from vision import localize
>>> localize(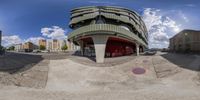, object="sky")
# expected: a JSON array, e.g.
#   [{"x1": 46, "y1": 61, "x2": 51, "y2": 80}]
[{"x1": 0, "y1": 0, "x2": 200, "y2": 48}]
